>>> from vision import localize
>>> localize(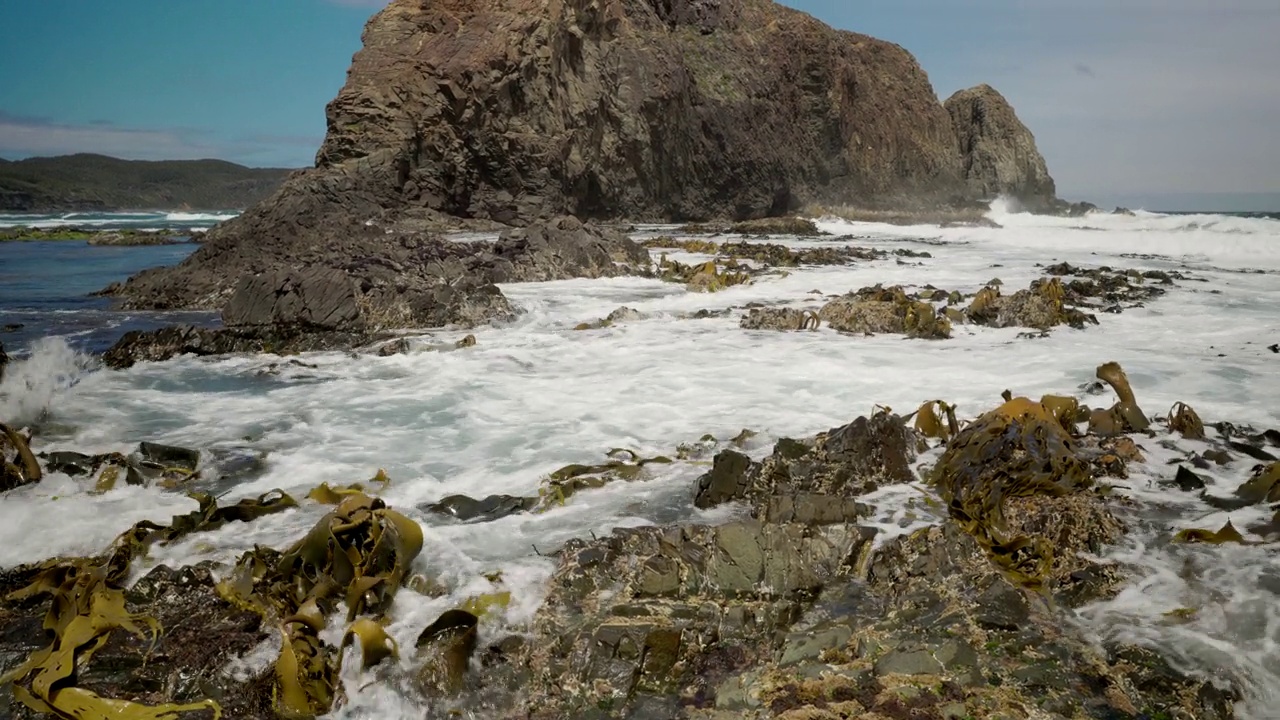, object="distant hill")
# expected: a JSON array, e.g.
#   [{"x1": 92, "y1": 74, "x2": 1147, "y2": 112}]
[{"x1": 0, "y1": 154, "x2": 295, "y2": 212}]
